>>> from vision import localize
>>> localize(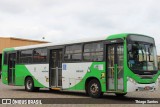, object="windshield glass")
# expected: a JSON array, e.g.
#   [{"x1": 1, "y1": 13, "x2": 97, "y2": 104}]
[{"x1": 128, "y1": 42, "x2": 158, "y2": 71}]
